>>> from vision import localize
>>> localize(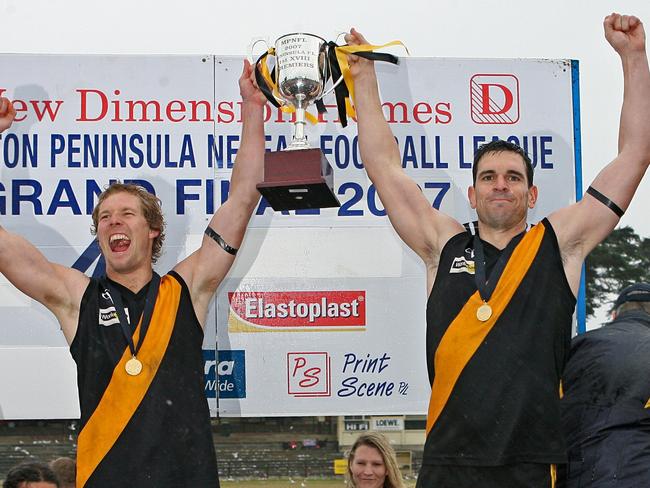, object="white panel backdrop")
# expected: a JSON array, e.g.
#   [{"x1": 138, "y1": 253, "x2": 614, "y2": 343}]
[{"x1": 0, "y1": 54, "x2": 579, "y2": 418}]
